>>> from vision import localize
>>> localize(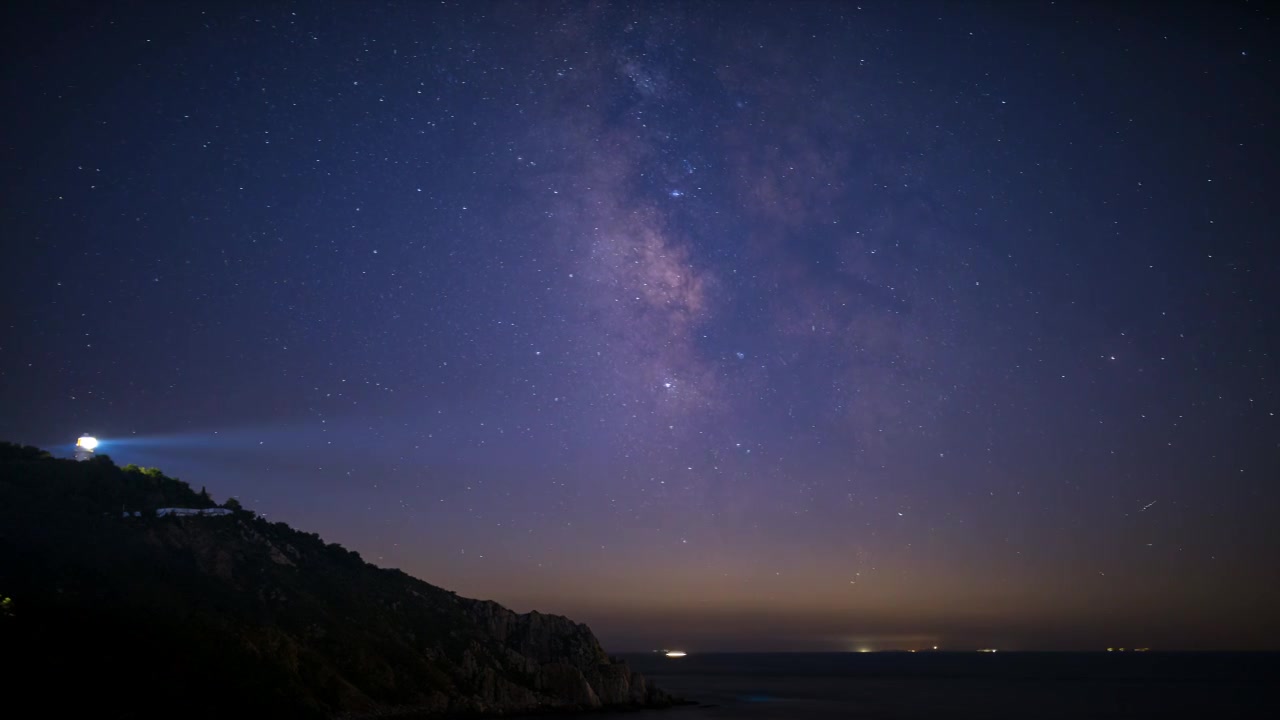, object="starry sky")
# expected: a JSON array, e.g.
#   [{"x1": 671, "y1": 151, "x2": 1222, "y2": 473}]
[{"x1": 3, "y1": 1, "x2": 1278, "y2": 652}]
